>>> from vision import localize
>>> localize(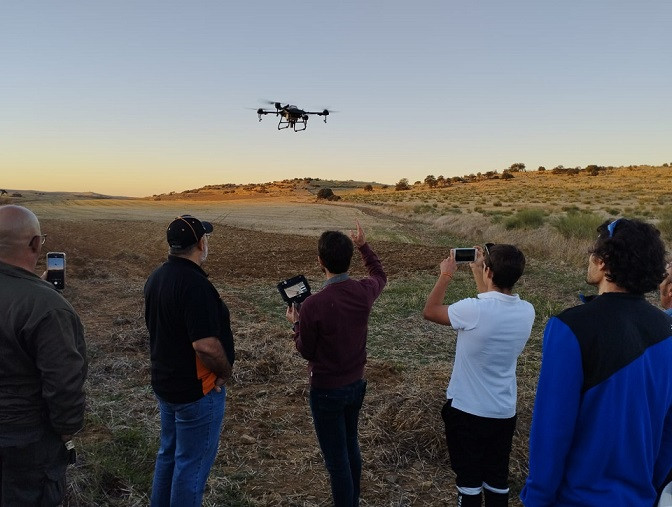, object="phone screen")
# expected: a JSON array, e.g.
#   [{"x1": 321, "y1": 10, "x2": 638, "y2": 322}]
[
  {"x1": 47, "y1": 256, "x2": 65, "y2": 270},
  {"x1": 46, "y1": 253, "x2": 66, "y2": 290},
  {"x1": 454, "y1": 248, "x2": 477, "y2": 263}
]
